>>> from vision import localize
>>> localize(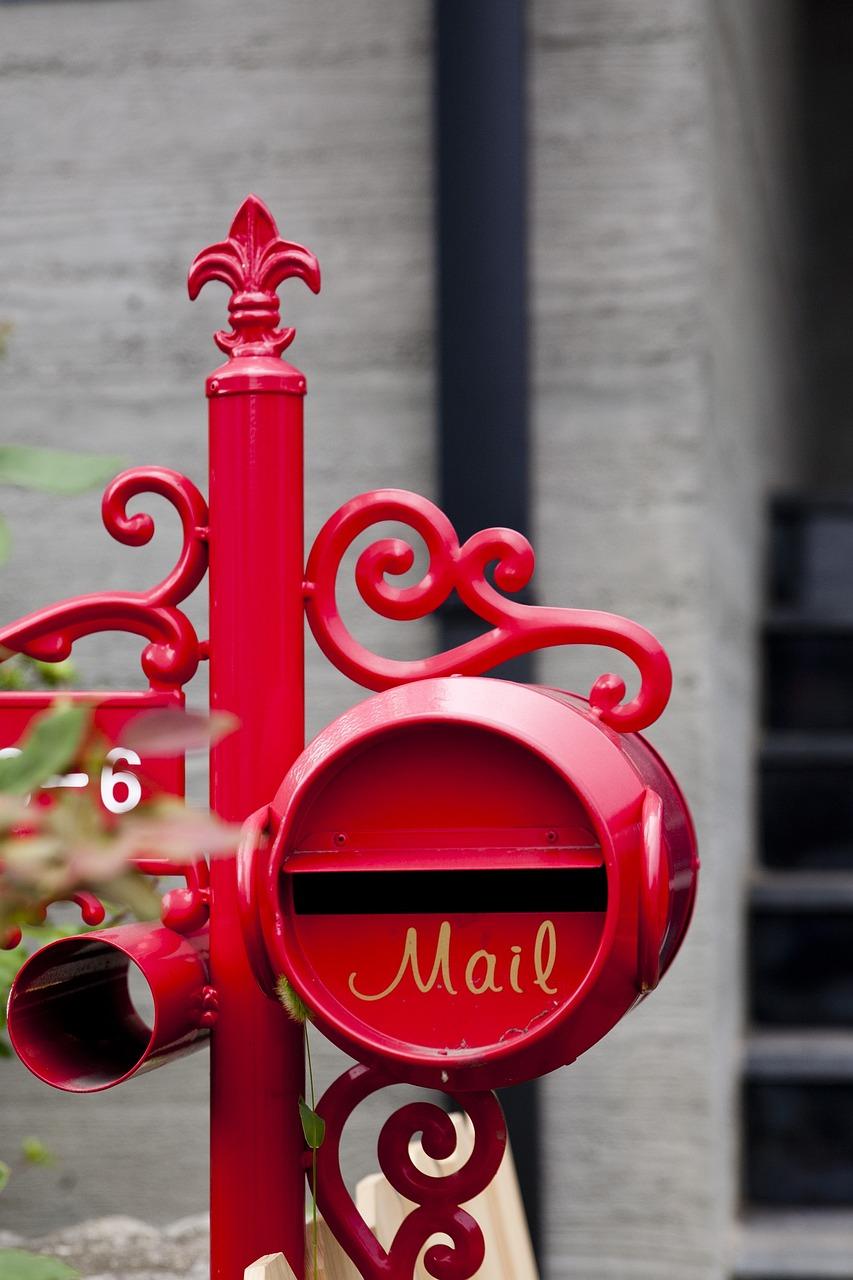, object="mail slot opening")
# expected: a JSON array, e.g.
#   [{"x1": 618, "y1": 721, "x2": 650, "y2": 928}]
[{"x1": 290, "y1": 866, "x2": 608, "y2": 914}]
